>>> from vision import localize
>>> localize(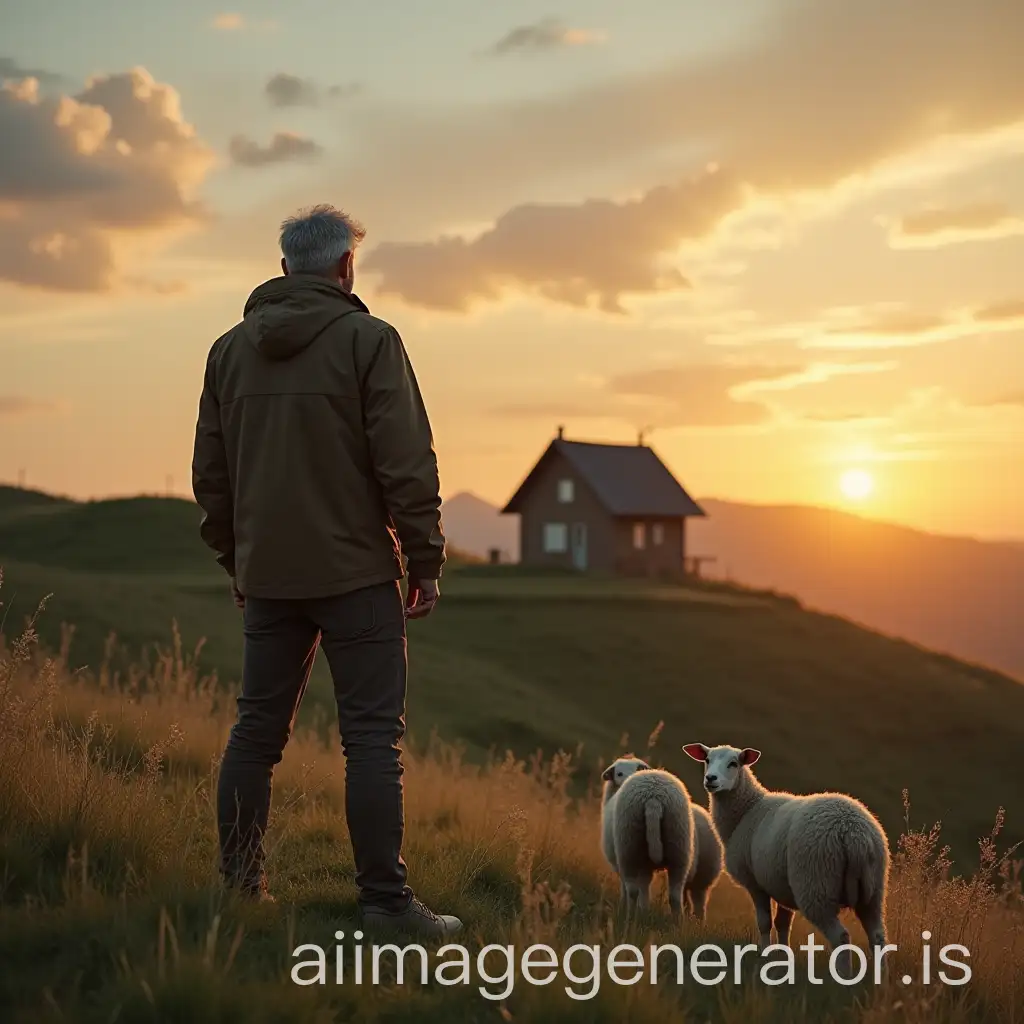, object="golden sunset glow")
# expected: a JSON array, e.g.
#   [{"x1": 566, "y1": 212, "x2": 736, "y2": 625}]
[
  {"x1": 0, "y1": 1, "x2": 1021, "y2": 542},
  {"x1": 839, "y1": 469, "x2": 874, "y2": 502}
]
